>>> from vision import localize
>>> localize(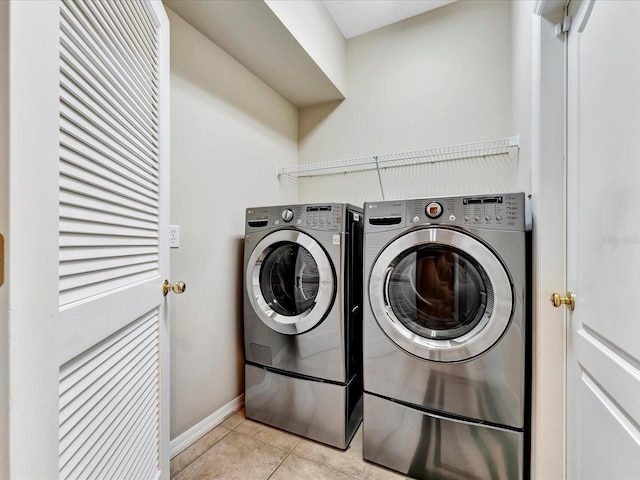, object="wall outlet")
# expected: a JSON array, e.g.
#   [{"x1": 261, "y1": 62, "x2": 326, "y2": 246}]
[{"x1": 169, "y1": 225, "x2": 180, "y2": 248}]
